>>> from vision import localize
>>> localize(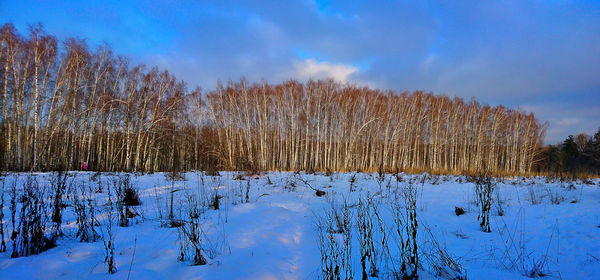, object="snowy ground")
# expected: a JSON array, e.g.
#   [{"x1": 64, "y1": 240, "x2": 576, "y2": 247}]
[{"x1": 0, "y1": 171, "x2": 599, "y2": 279}]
